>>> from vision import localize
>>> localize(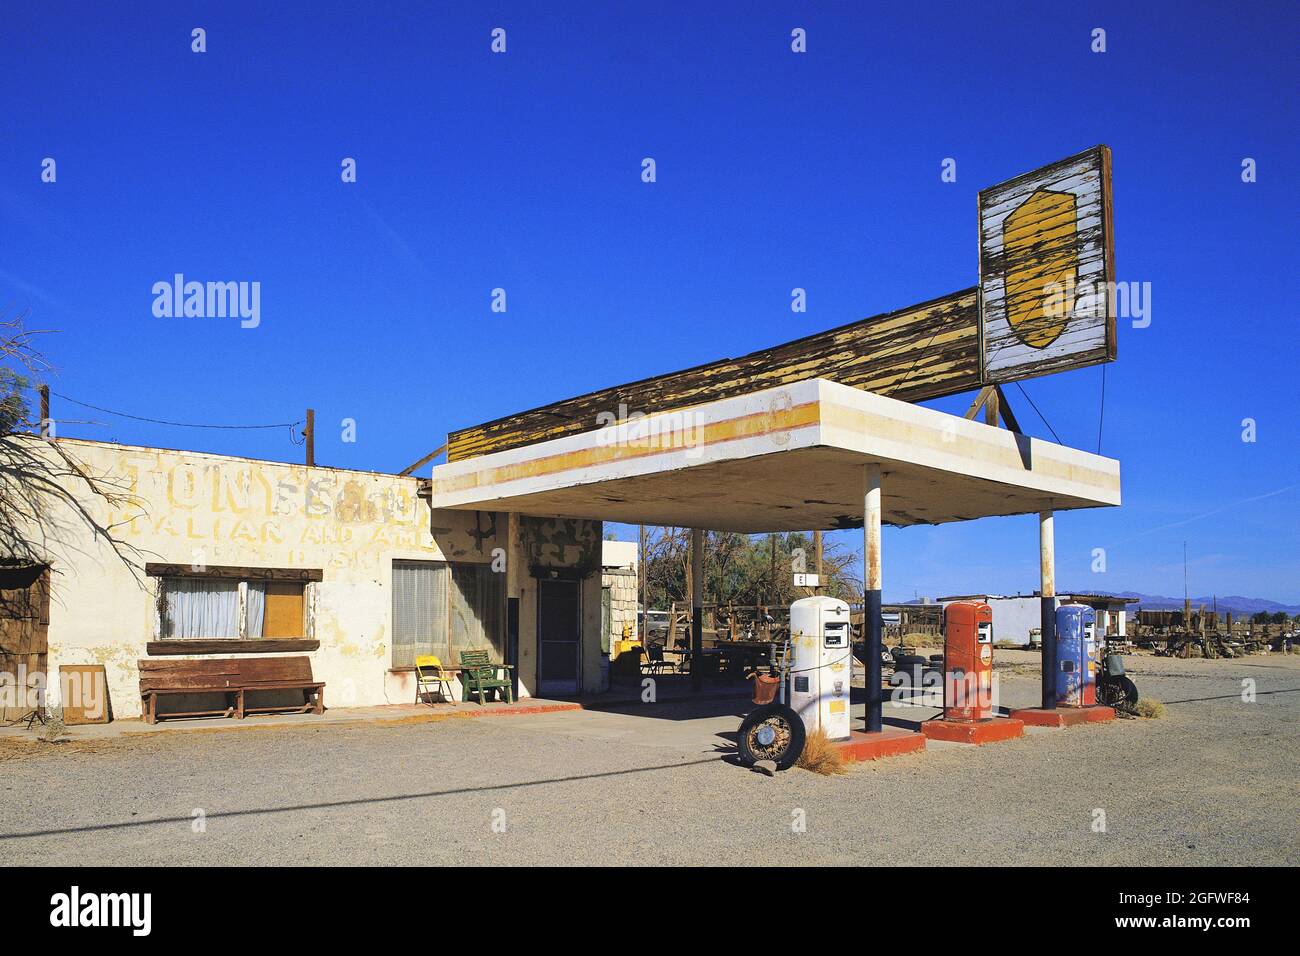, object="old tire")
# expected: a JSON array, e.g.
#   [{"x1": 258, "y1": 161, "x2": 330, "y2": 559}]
[
  {"x1": 1100, "y1": 675, "x2": 1139, "y2": 709},
  {"x1": 1117, "y1": 676, "x2": 1139, "y2": 707},
  {"x1": 737, "y1": 703, "x2": 806, "y2": 771}
]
